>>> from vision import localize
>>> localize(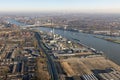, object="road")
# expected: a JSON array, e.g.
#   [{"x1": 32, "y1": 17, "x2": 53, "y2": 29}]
[{"x1": 35, "y1": 32, "x2": 59, "y2": 80}]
